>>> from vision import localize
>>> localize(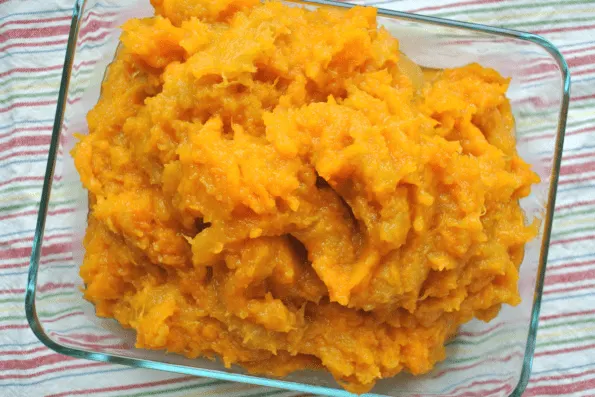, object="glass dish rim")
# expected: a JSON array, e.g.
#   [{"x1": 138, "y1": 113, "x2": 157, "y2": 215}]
[{"x1": 25, "y1": 0, "x2": 571, "y2": 396}]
